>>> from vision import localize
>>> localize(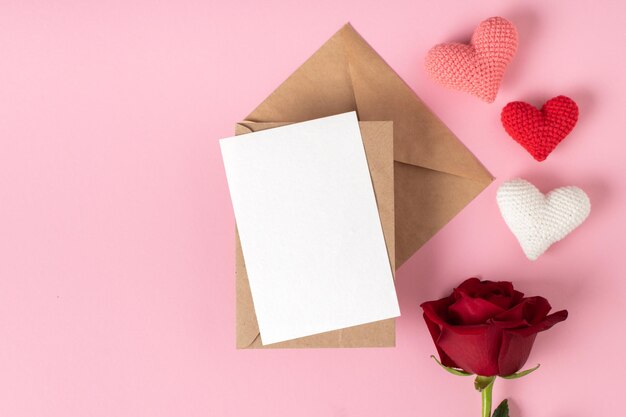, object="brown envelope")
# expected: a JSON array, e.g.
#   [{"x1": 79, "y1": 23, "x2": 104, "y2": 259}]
[{"x1": 235, "y1": 23, "x2": 493, "y2": 348}]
